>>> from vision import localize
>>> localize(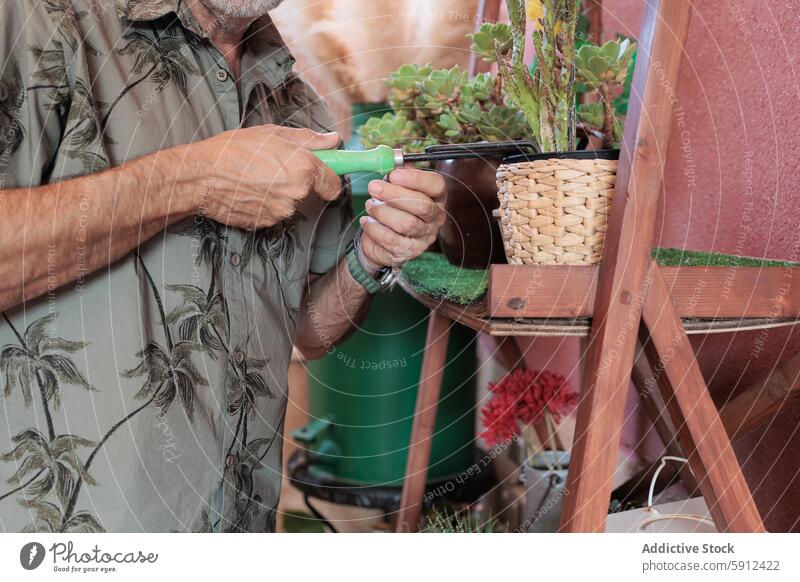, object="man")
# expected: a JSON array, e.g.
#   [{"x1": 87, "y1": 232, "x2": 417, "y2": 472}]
[{"x1": 0, "y1": 0, "x2": 445, "y2": 532}]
